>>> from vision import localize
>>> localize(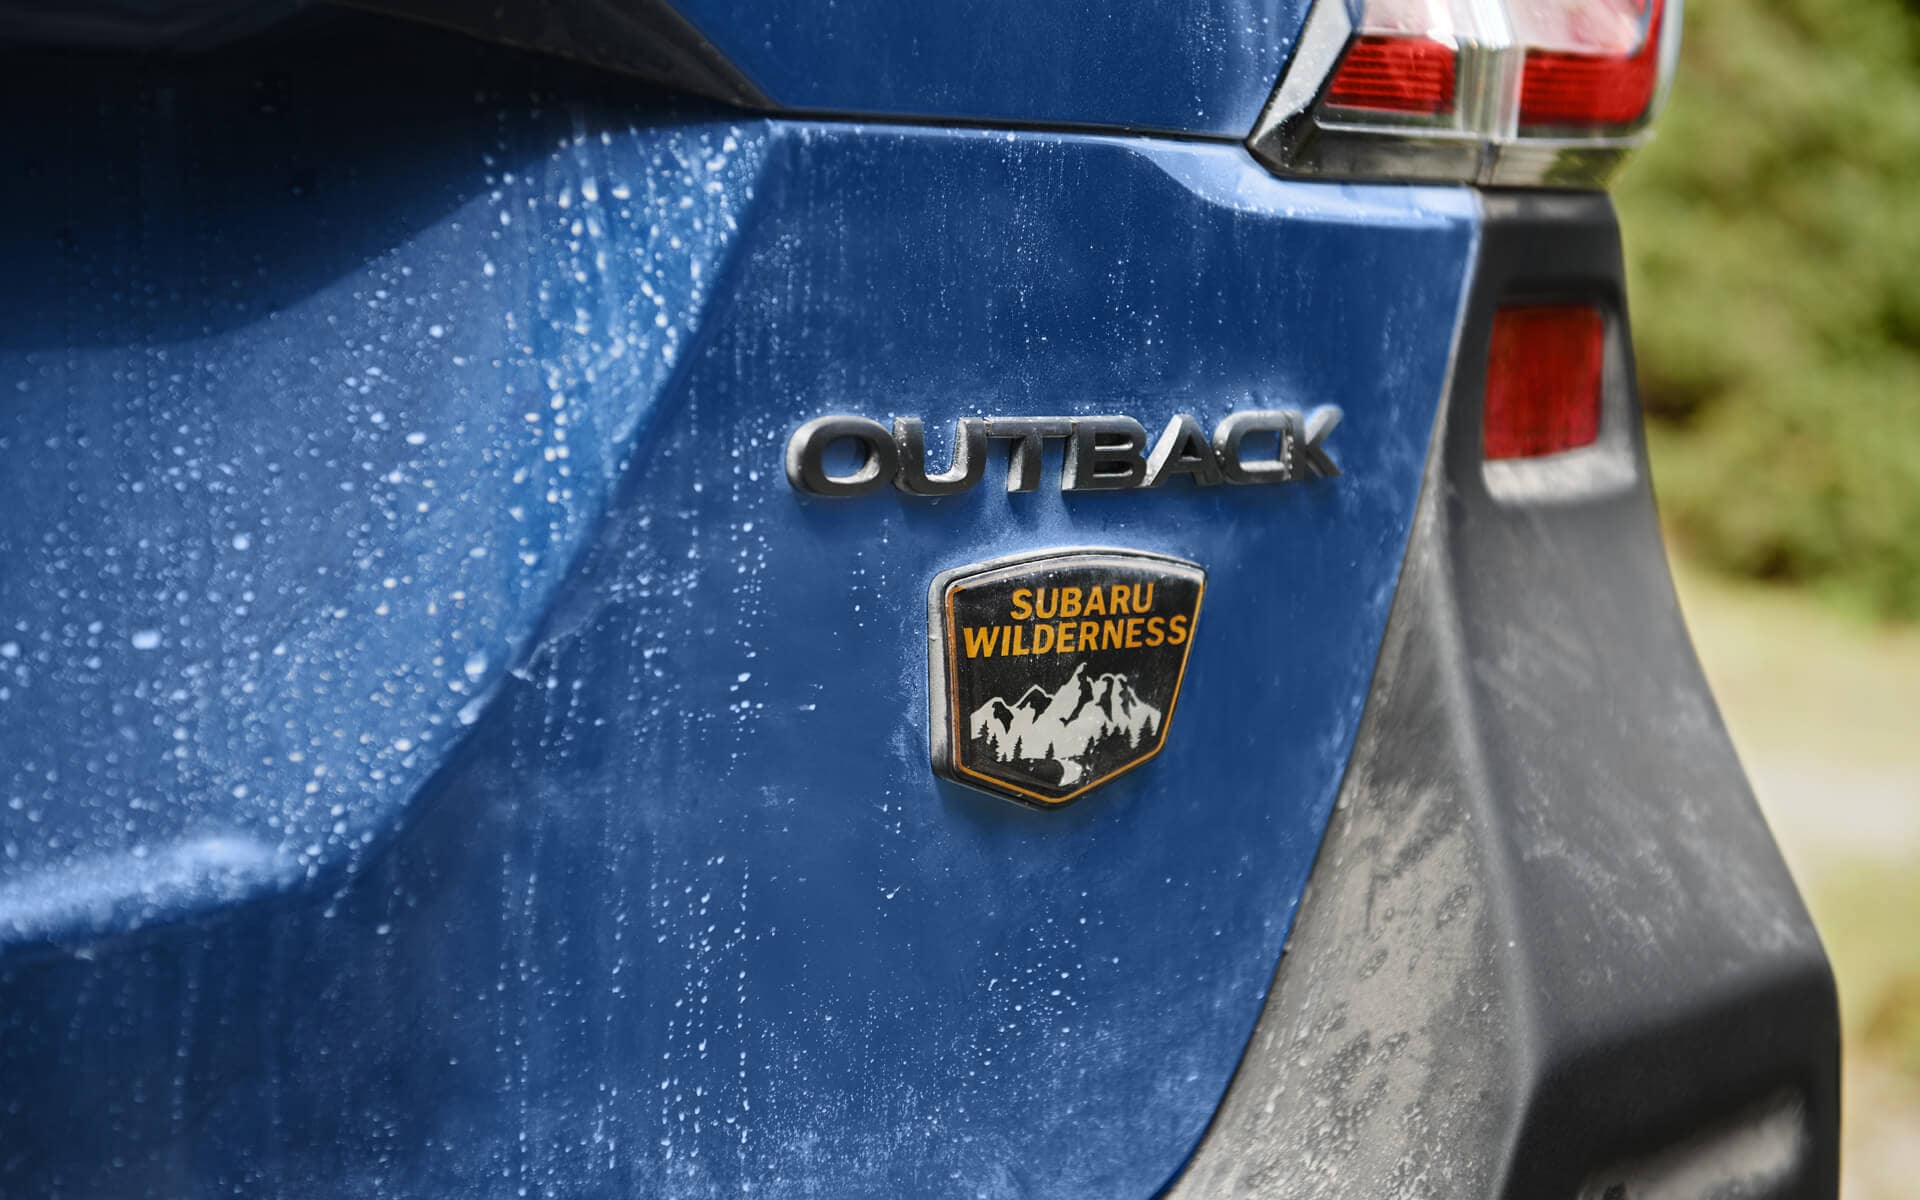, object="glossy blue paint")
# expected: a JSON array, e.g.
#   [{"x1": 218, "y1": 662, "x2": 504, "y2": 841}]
[
  {"x1": 0, "y1": 32, "x2": 1475, "y2": 1199},
  {"x1": 0, "y1": 0, "x2": 1307, "y2": 137},
  {"x1": 673, "y1": 0, "x2": 1306, "y2": 135}
]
